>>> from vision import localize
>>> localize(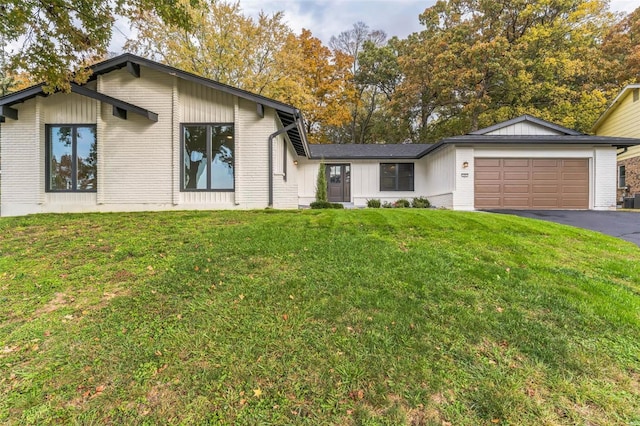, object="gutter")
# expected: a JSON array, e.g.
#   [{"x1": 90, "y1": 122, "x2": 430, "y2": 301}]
[{"x1": 268, "y1": 120, "x2": 299, "y2": 207}]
